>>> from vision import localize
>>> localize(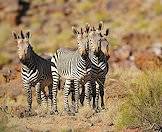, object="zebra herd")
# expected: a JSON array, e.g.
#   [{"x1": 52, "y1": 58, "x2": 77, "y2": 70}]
[{"x1": 12, "y1": 21, "x2": 109, "y2": 116}]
